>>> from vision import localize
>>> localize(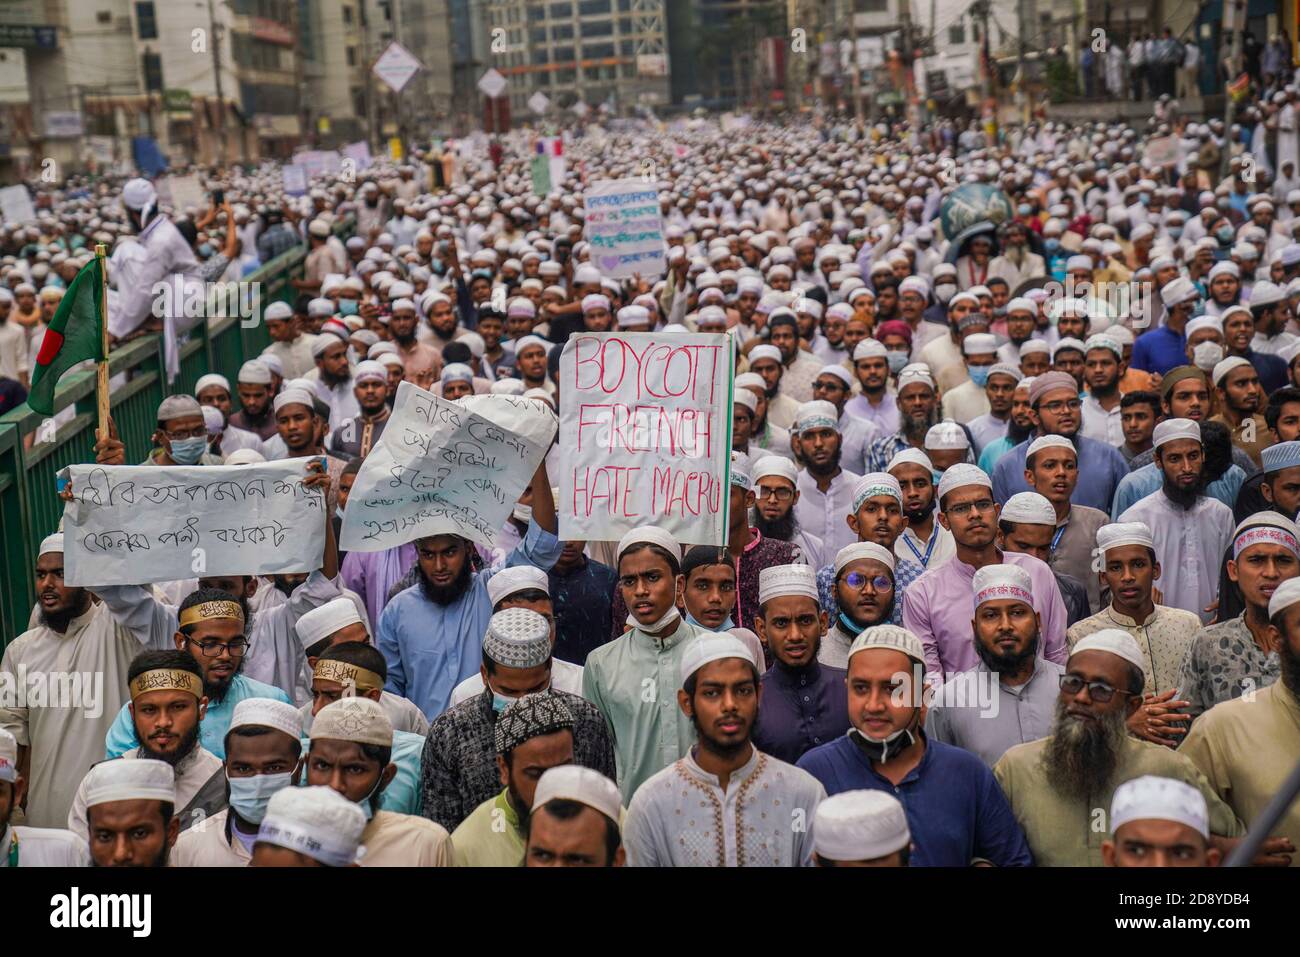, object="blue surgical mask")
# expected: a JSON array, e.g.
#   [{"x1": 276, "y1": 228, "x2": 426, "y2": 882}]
[
  {"x1": 168, "y1": 436, "x2": 207, "y2": 465},
  {"x1": 492, "y1": 690, "x2": 519, "y2": 714},
  {"x1": 886, "y1": 350, "x2": 910, "y2": 373},
  {"x1": 1045, "y1": 238, "x2": 1060, "y2": 253},
  {"x1": 198, "y1": 243, "x2": 214, "y2": 258},
  {"x1": 227, "y1": 772, "x2": 293, "y2": 825},
  {"x1": 968, "y1": 366, "x2": 991, "y2": 387},
  {"x1": 686, "y1": 611, "x2": 736, "y2": 632},
  {"x1": 1217, "y1": 227, "x2": 1235, "y2": 243},
  {"x1": 1139, "y1": 194, "x2": 1150, "y2": 206},
  {"x1": 932, "y1": 468, "x2": 945, "y2": 486},
  {"x1": 339, "y1": 298, "x2": 360, "y2": 316},
  {"x1": 1168, "y1": 226, "x2": 1183, "y2": 239},
  {"x1": 1017, "y1": 204, "x2": 1031, "y2": 216},
  {"x1": 358, "y1": 774, "x2": 385, "y2": 822}
]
